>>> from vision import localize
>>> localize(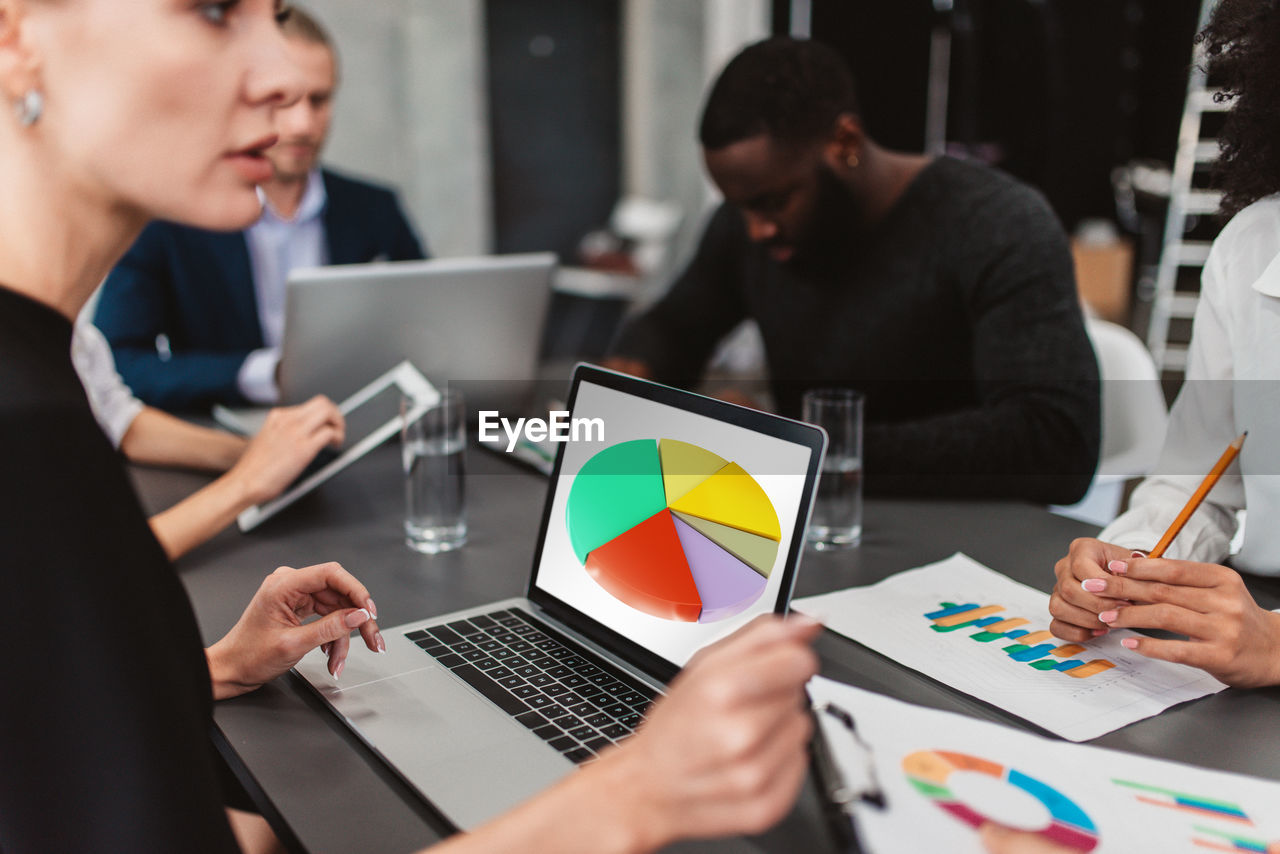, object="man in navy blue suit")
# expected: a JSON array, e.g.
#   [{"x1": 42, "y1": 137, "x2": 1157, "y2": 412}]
[{"x1": 94, "y1": 7, "x2": 425, "y2": 411}]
